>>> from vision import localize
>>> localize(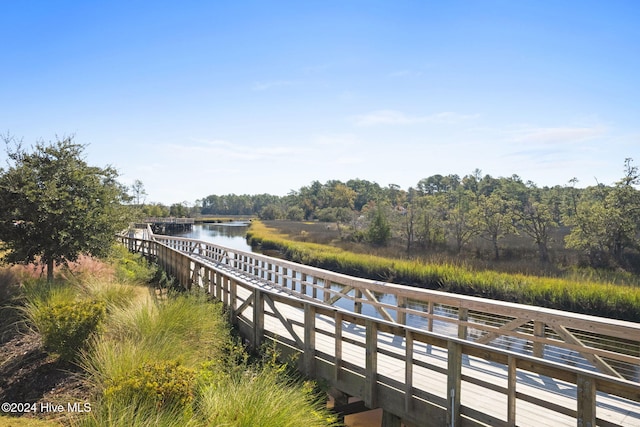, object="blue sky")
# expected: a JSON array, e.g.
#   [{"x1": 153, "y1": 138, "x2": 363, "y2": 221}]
[{"x1": 2, "y1": 1, "x2": 638, "y2": 204}]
